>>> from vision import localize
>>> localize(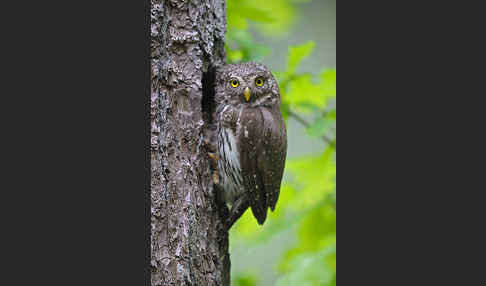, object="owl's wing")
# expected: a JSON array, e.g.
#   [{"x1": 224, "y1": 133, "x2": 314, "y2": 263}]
[
  {"x1": 259, "y1": 107, "x2": 287, "y2": 211},
  {"x1": 237, "y1": 107, "x2": 268, "y2": 225},
  {"x1": 238, "y1": 106, "x2": 287, "y2": 225}
]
